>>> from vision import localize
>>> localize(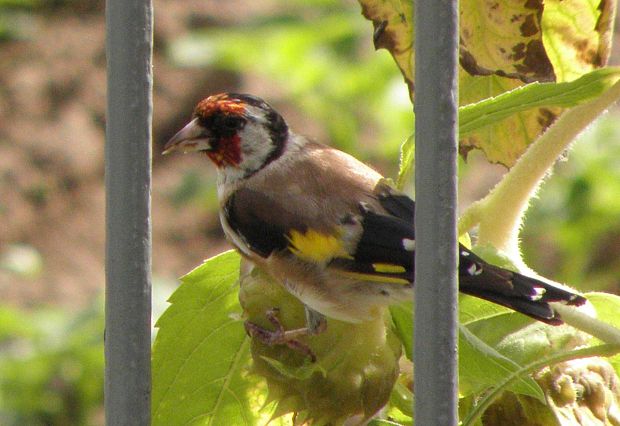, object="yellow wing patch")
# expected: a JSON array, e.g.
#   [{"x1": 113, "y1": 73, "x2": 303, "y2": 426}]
[
  {"x1": 287, "y1": 229, "x2": 349, "y2": 263},
  {"x1": 334, "y1": 270, "x2": 410, "y2": 285},
  {"x1": 372, "y1": 263, "x2": 407, "y2": 274}
]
